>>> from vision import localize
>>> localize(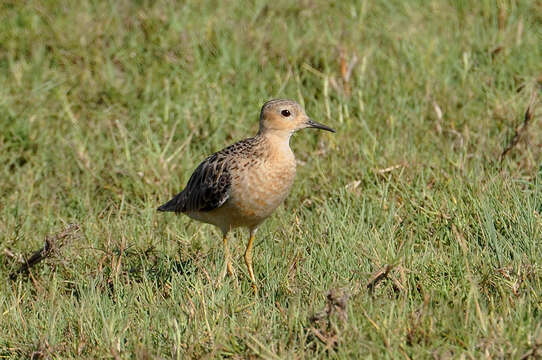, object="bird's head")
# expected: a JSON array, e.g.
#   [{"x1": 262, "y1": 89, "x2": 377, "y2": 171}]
[{"x1": 258, "y1": 99, "x2": 335, "y2": 136}]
